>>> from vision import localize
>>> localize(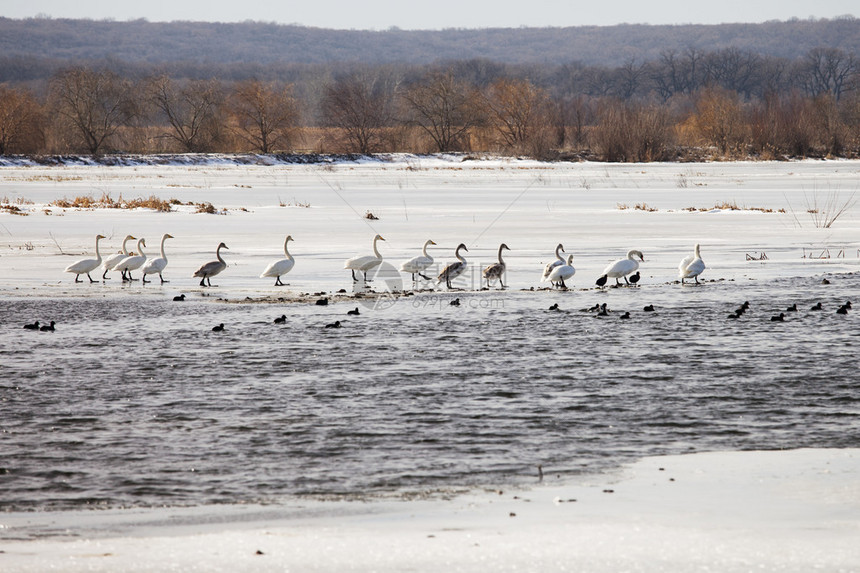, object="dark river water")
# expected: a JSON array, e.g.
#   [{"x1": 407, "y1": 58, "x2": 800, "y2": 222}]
[{"x1": 1, "y1": 273, "x2": 858, "y2": 511}]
